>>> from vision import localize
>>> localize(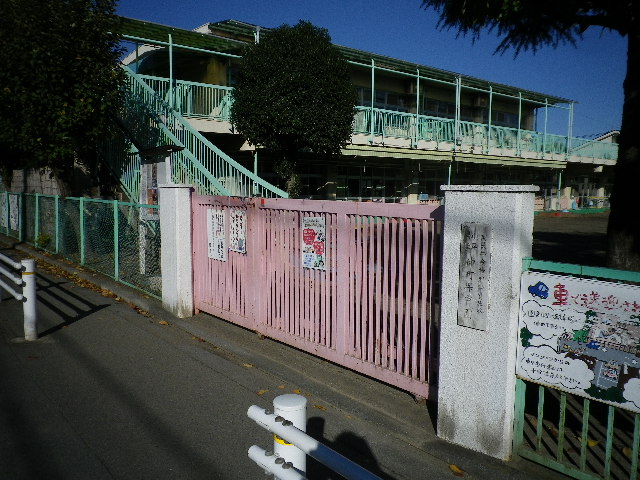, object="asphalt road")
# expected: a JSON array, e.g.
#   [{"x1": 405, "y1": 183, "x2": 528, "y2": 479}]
[{"x1": 0, "y1": 237, "x2": 568, "y2": 480}]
